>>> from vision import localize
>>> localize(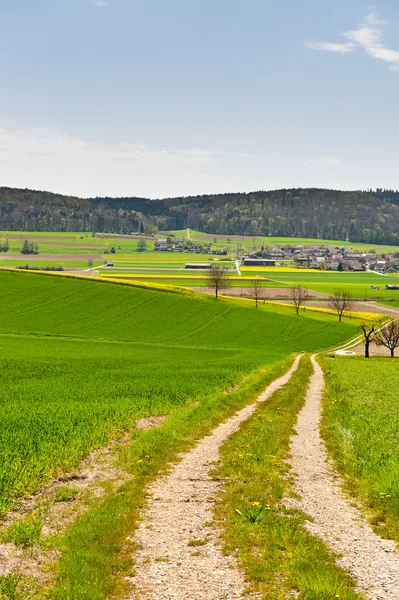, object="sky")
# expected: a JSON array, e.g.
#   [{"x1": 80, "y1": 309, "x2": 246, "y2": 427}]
[{"x1": 0, "y1": 0, "x2": 398, "y2": 198}]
